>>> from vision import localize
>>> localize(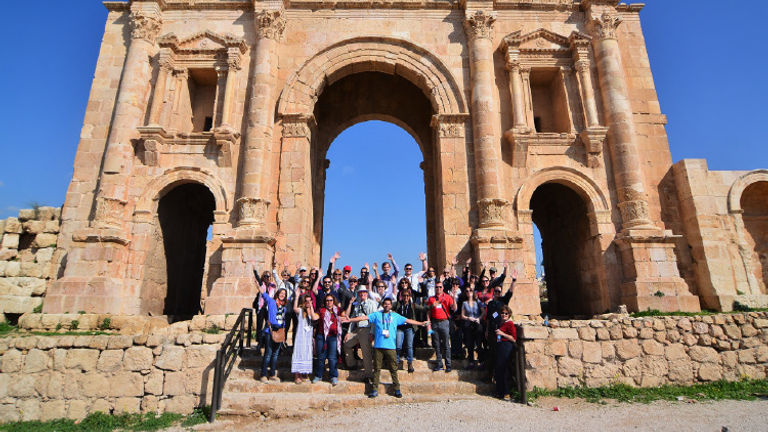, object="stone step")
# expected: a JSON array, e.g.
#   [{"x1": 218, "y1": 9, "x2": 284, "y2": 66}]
[
  {"x1": 228, "y1": 365, "x2": 488, "y2": 382},
  {"x1": 218, "y1": 392, "x2": 480, "y2": 417},
  {"x1": 241, "y1": 346, "x2": 468, "y2": 362},
  {"x1": 238, "y1": 355, "x2": 483, "y2": 371},
  {"x1": 223, "y1": 378, "x2": 494, "y2": 395}
]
